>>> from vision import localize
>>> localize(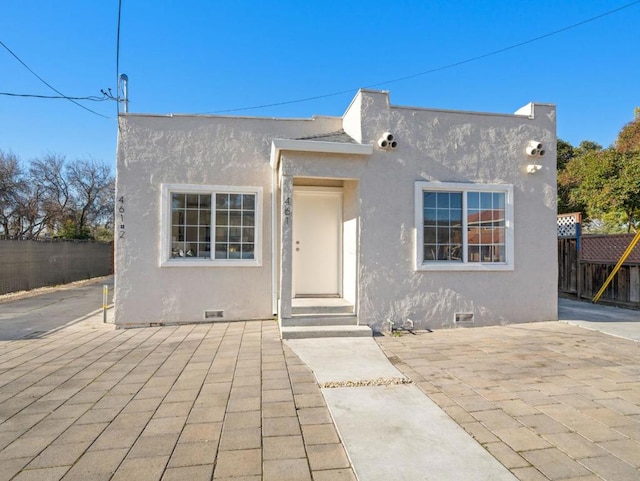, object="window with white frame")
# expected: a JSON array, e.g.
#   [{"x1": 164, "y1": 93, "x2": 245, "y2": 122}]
[
  {"x1": 415, "y1": 182, "x2": 513, "y2": 271},
  {"x1": 162, "y1": 184, "x2": 262, "y2": 267}
]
